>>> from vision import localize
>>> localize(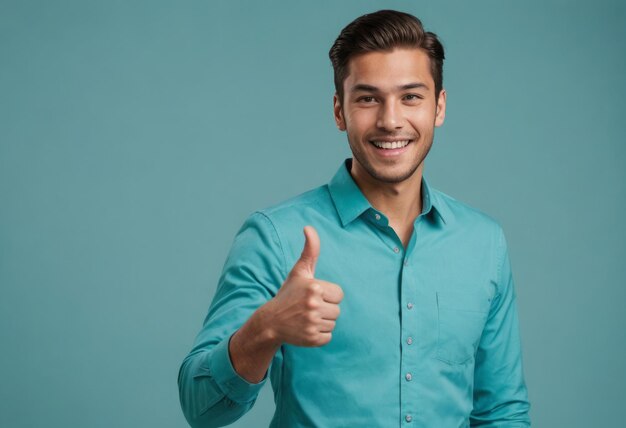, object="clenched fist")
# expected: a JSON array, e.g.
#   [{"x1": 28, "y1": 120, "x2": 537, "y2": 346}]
[{"x1": 263, "y1": 225, "x2": 344, "y2": 347}]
